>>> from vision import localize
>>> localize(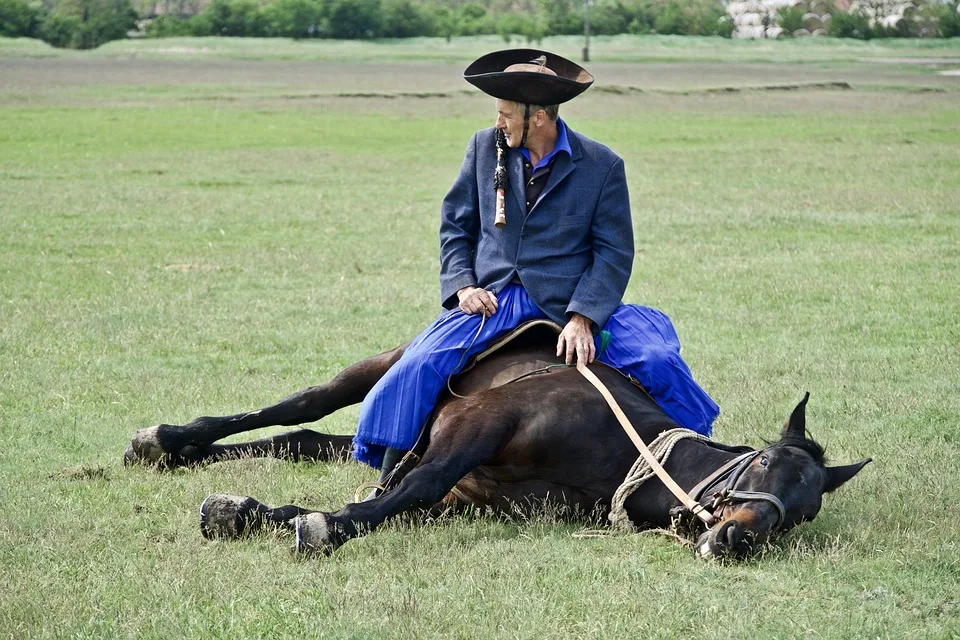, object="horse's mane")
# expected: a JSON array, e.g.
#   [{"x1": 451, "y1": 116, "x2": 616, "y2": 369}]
[
  {"x1": 775, "y1": 433, "x2": 827, "y2": 466},
  {"x1": 700, "y1": 429, "x2": 827, "y2": 466}
]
